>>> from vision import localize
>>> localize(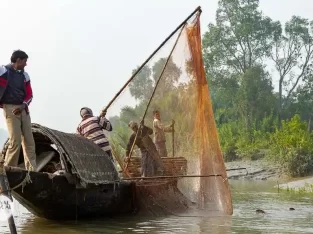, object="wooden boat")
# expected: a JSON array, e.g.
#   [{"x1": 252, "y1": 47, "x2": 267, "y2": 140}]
[
  {"x1": 1, "y1": 6, "x2": 233, "y2": 221},
  {"x1": 1, "y1": 123, "x2": 193, "y2": 220}
]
